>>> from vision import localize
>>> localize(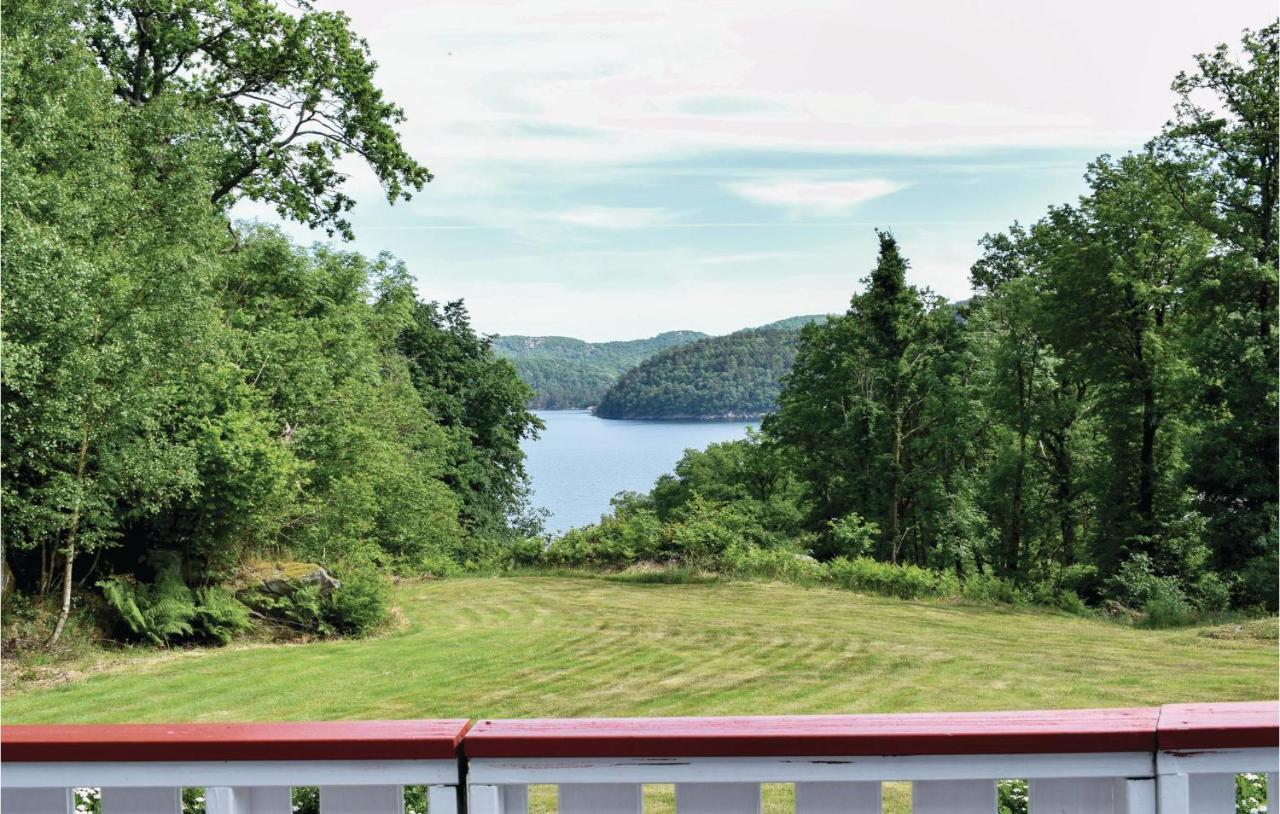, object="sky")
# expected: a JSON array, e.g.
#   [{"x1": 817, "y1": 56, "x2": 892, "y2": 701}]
[{"x1": 237, "y1": 0, "x2": 1272, "y2": 341}]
